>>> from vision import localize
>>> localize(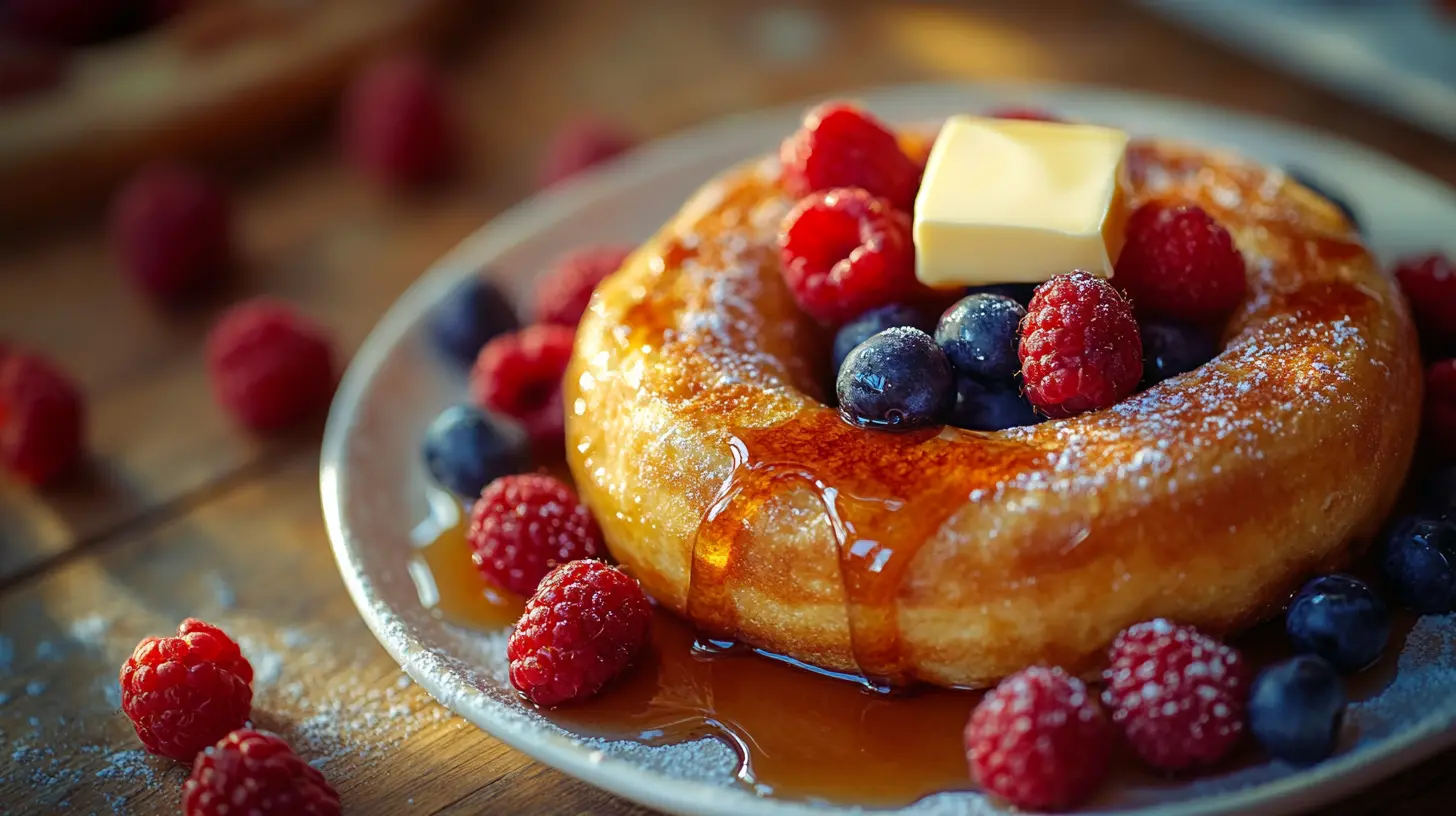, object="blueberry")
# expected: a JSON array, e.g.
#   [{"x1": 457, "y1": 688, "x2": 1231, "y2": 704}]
[
  {"x1": 1249, "y1": 655, "x2": 1346, "y2": 765},
  {"x1": 967, "y1": 282, "x2": 1038, "y2": 306},
  {"x1": 430, "y1": 277, "x2": 520, "y2": 367},
  {"x1": 1140, "y1": 319, "x2": 1216, "y2": 387},
  {"x1": 1286, "y1": 575, "x2": 1390, "y2": 673},
  {"x1": 1381, "y1": 512, "x2": 1456, "y2": 614},
  {"x1": 836, "y1": 327, "x2": 953, "y2": 431},
  {"x1": 1288, "y1": 169, "x2": 1361, "y2": 233},
  {"x1": 950, "y1": 375, "x2": 1041, "y2": 431},
  {"x1": 832, "y1": 304, "x2": 928, "y2": 374},
  {"x1": 422, "y1": 405, "x2": 529, "y2": 499},
  {"x1": 934, "y1": 294, "x2": 1026, "y2": 381}
]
